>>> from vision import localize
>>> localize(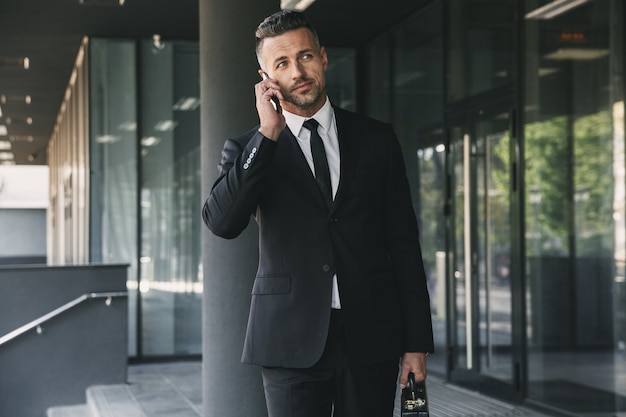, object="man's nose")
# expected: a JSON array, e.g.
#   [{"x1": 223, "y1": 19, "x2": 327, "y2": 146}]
[{"x1": 291, "y1": 61, "x2": 305, "y2": 79}]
